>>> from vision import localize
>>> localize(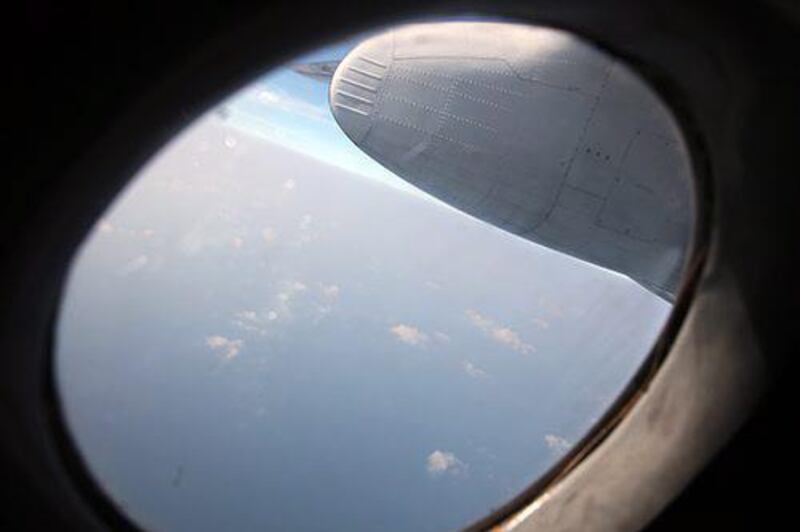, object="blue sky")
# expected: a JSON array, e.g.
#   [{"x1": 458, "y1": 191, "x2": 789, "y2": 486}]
[
  {"x1": 55, "y1": 42, "x2": 672, "y2": 532},
  {"x1": 222, "y1": 40, "x2": 426, "y2": 195}
]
